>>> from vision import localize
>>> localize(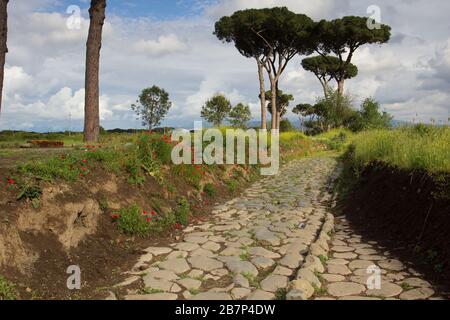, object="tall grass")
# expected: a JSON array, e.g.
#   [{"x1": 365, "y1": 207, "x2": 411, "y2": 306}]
[{"x1": 349, "y1": 125, "x2": 450, "y2": 173}]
